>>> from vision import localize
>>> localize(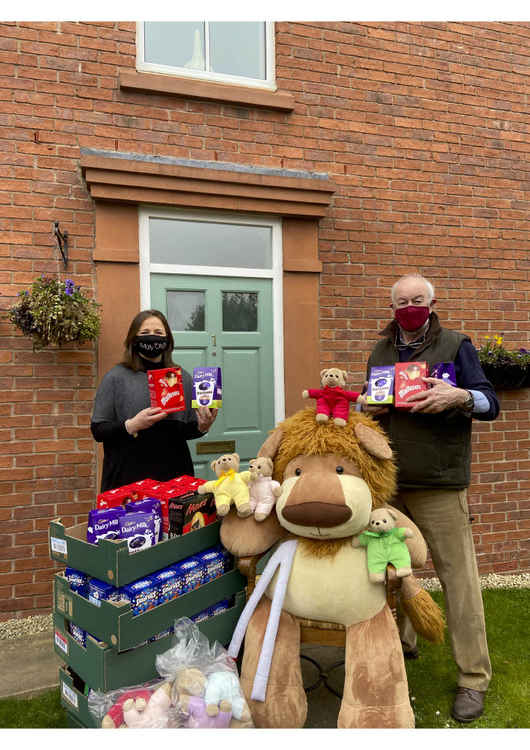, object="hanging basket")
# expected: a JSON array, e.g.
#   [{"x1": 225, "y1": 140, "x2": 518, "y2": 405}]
[
  {"x1": 481, "y1": 362, "x2": 528, "y2": 390},
  {"x1": 8, "y1": 276, "x2": 101, "y2": 351}
]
